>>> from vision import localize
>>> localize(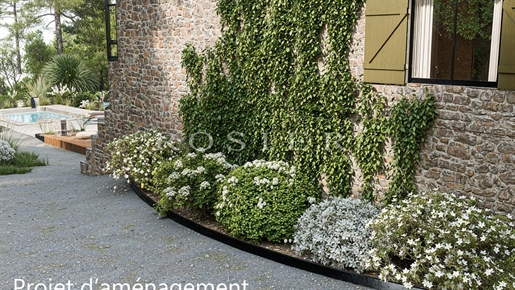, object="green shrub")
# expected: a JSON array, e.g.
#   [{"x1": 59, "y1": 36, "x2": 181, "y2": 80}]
[
  {"x1": 74, "y1": 92, "x2": 93, "y2": 108},
  {"x1": 214, "y1": 160, "x2": 319, "y2": 243},
  {"x1": 153, "y1": 151, "x2": 237, "y2": 216},
  {"x1": 293, "y1": 197, "x2": 380, "y2": 273},
  {"x1": 105, "y1": 130, "x2": 179, "y2": 190},
  {"x1": 42, "y1": 54, "x2": 97, "y2": 93},
  {"x1": 365, "y1": 191, "x2": 515, "y2": 289}
]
